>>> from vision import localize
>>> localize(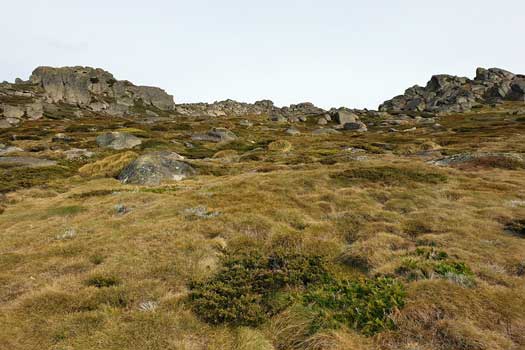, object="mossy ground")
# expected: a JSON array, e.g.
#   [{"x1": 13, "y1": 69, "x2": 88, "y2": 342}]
[{"x1": 1, "y1": 106, "x2": 525, "y2": 350}]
